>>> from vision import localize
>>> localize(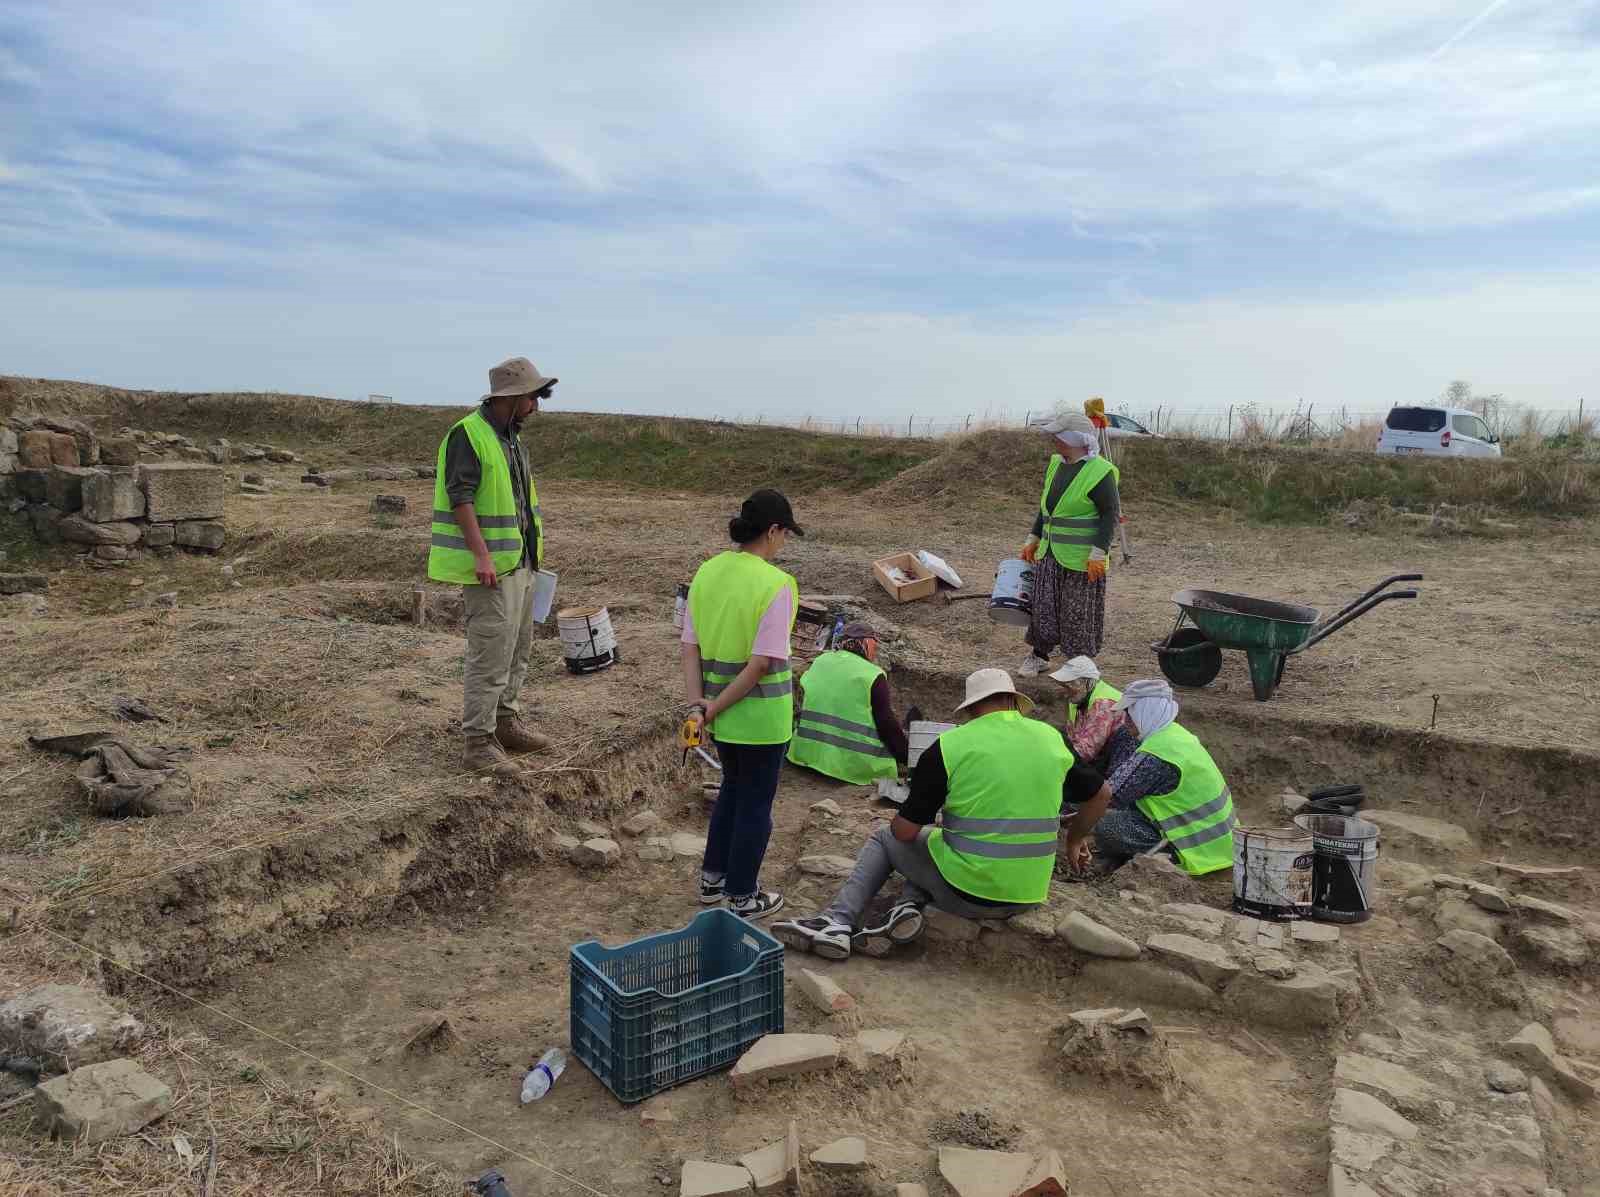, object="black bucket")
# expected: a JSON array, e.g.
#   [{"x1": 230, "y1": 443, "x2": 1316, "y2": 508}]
[{"x1": 1293, "y1": 813, "x2": 1379, "y2": 924}]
